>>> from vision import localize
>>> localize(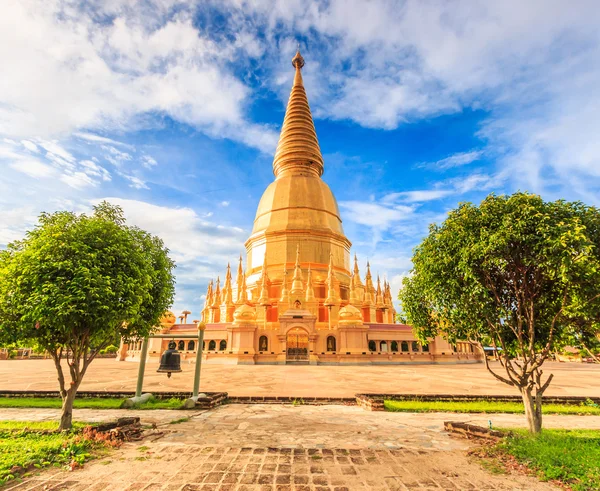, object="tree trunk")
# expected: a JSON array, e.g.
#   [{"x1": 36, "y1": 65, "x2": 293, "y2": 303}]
[
  {"x1": 521, "y1": 387, "x2": 543, "y2": 434},
  {"x1": 59, "y1": 386, "x2": 77, "y2": 431}
]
